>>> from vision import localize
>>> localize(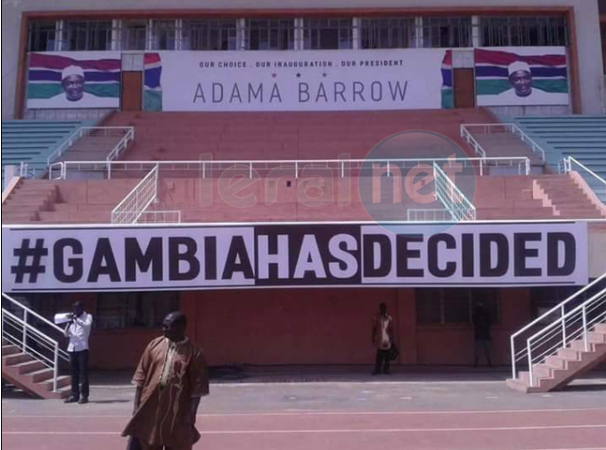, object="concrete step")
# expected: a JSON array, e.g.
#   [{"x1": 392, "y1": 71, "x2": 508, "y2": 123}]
[
  {"x1": 3, "y1": 353, "x2": 33, "y2": 366},
  {"x1": 557, "y1": 348, "x2": 581, "y2": 360},
  {"x1": 1, "y1": 345, "x2": 21, "y2": 357},
  {"x1": 26, "y1": 368, "x2": 54, "y2": 383},
  {"x1": 42, "y1": 375, "x2": 71, "y2": 391},
  {"x1": 519, "y1": 371, "x2": 543, "y2": 389},
  {"x1": 13, "y1": 360, "x2": 46, "y2": 375},
  {"x1": 588, "y1": 331, "x2": 606, "y2": 344},
  {"x1": 544, "y1": 355, "x2": 567, "y2": 370}
]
